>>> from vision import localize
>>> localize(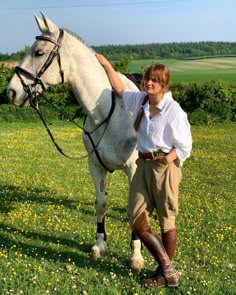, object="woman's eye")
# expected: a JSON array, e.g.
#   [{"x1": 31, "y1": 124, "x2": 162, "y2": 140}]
[
  {"x1": 151, "y1": 79, "x2": 158, "y2": 83},
  {"x1": 35, "y1": 50, "x2": 44, "y2": 57}
]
